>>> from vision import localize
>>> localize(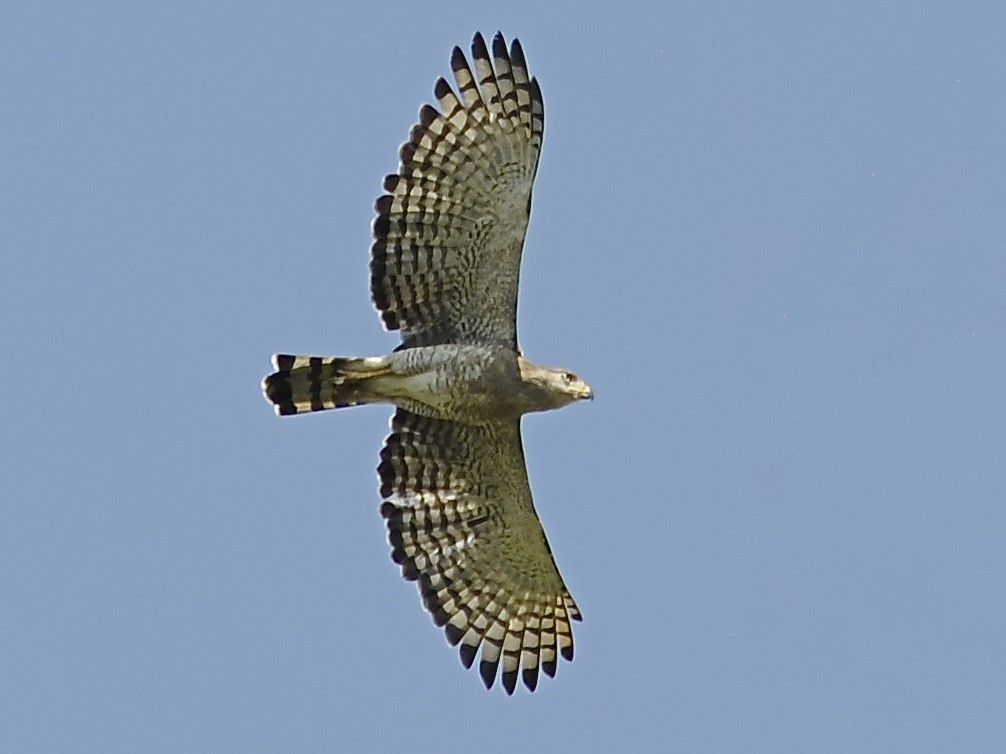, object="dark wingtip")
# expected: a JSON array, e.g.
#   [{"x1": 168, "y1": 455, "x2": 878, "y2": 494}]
[
  {"x1": 491, "y1": 32, "x2": 507, "y2": 62},
  {"x1": 471, "y1": 32, "x2": 489, "y2": 62},
  {"x1": 459, "y1": 643, "x2": 477, "y2": 669},
  {"x1": 400, "y1": 561, "x2": 420, "y2": 581},
  {"x1": 433, "y1": 77, "x2": 452, "y2": 101},
  {"x1": 542, "y1": 658, "x2": 557, "y2": 678},
  {"x1": 502, "y1": 669, "x2": 517, "y2": 695},
  {"x1": 419, "y1": 103, "x2": 439, "y2": 127},
  {"x1": 399, "y1": 141, "x2": 416, "y2": 166},
  {"x1": 479, "y1": 659, "x2": 497, "y2": 689},
  {"x1": 444, "y1": 624, "x2": 463, "y2": 646},
  {"x1": 387, "y1": 525, "x2": 404, "y2": 549},
  {"x1": 510, "y1": 38, "x2": 526, "y2": 67},
  {"x1": 522, "y1": 666, "x2": 539, "y2": 692}
]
